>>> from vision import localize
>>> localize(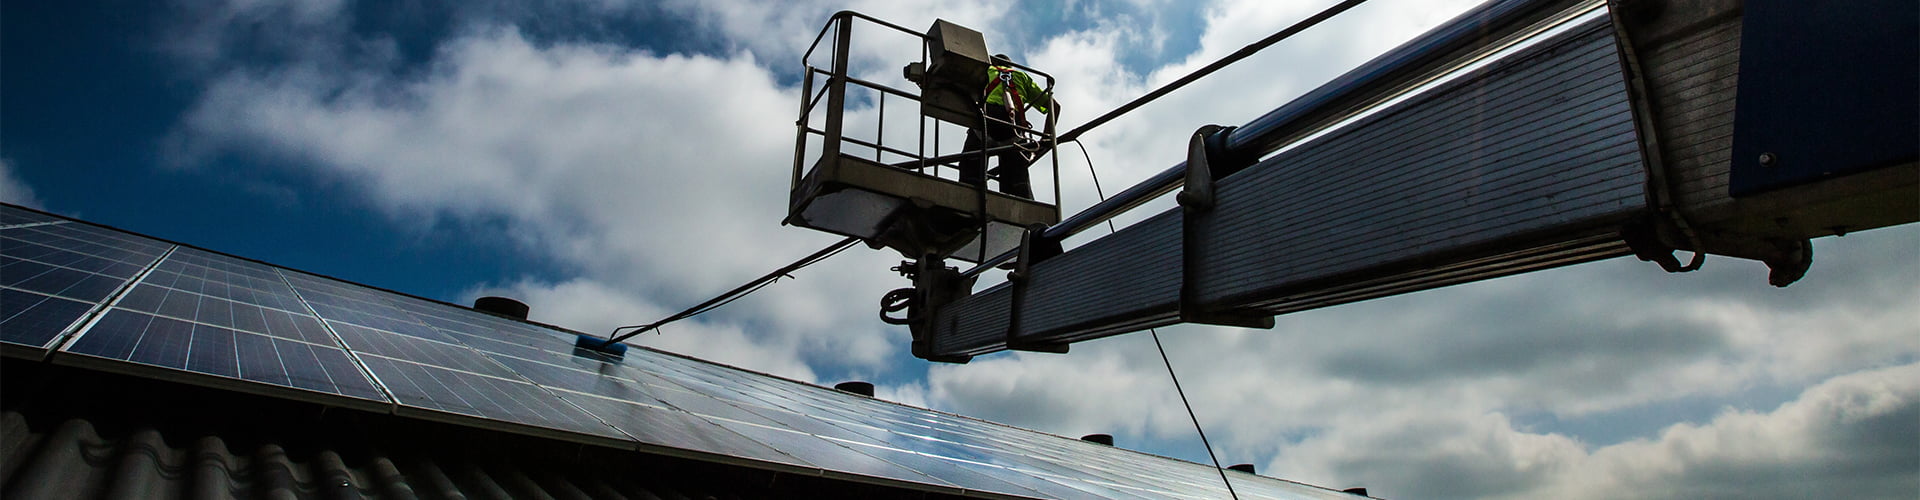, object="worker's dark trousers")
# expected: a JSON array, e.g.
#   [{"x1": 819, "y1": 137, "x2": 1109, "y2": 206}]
[{"x1": 960, "y1": 106, "x2": 1032, "y2": 199}]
